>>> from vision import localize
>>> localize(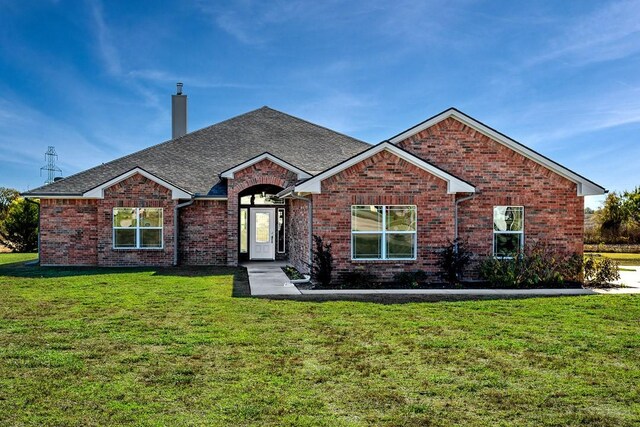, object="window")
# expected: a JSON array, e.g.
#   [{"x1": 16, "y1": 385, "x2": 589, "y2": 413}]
[
  {"x1": 240, "y1": 208, "x2": 248, "y2": 253},
  {"x1": 113, "y1": 208, "x2": 163, "y2": 249},
  {"x1": 493, "y1": 206, "x2": 524, "y2": 257},
  {"x1": 277, "y1": 208, "x2": 285, "y2": 253},
  {"x1": 351, "y1": 205, "x2": 416, "y2": 260},
  {"x1": 240, "y1": 193, "x2": 284, "y2": 205}
]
